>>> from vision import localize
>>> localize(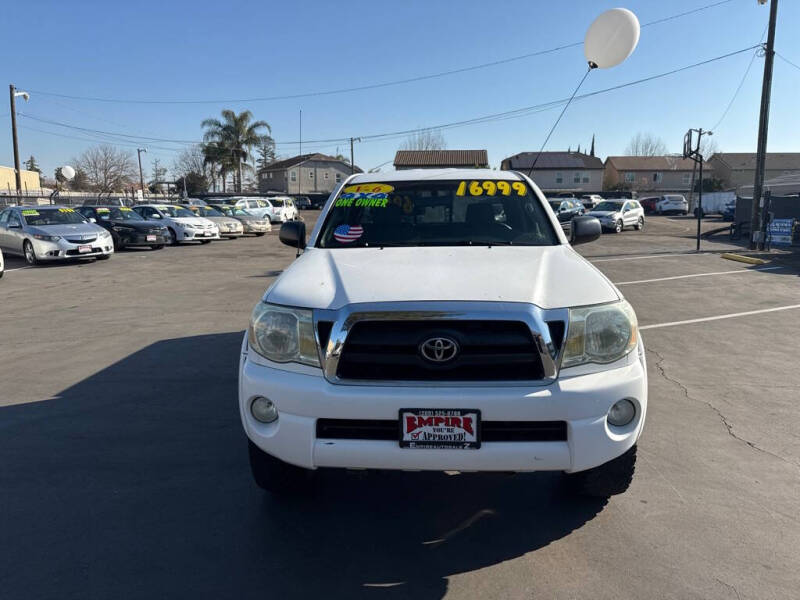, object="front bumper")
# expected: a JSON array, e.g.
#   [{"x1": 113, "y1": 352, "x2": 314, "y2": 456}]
[
  {"x1": 118, "y1": 231, "x2": 169, "y2": 246},
  {"x1": 239, "y1": 334, "x2": 648, "y2": 473},
  {"x1": 242, "y1": 222, "x2": 271, "y2": 233},
  {"x1": 32, "y1": 237, "x2": 114, "y2": 260},
  {"x1": 182, "y1": 228, "x2": 220, "y2": 241}
]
